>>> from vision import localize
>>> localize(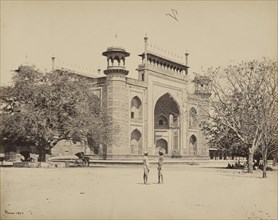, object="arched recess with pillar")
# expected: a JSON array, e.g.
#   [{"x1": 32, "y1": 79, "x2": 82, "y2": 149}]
[
  {"x1": 156, "y1": 138, "x2": 168, "y2": 154},
  {"x1": 154, "y1": 92, "x2": 180, "y2": 155},
  {"x1": 130, "y1": 96, "x2": 142, "y2": 120},
  {"x1": 130, "y1": 129, "x2": 142, "y2": 155},
  {"x1": 189, "y1": 135, "x2": 197, "y2": 156},
  {"x1": 154, "y1": 93, "x2": 180, "y2": 128}
]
